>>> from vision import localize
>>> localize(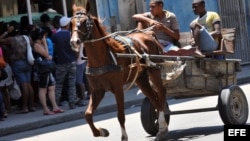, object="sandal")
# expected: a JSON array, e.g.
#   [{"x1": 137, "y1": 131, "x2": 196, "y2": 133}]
[
  {"x1": 16, "y1": 110, "x2": 29, "y2": 114},
  {"x1": 53, "y1": 108, "x2": 65, "y2": 113},
  {"x1": 44, "y1": 111, "x2": 55, "y2": 115}
]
